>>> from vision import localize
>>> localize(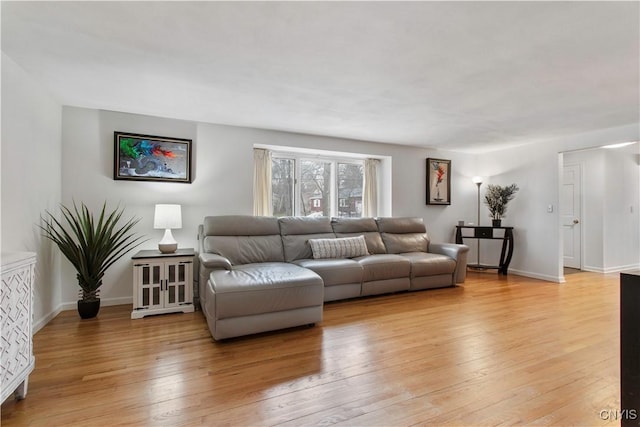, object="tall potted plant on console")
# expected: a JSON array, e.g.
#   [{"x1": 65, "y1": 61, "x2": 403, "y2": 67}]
[
  {"x1": 484, "y1": 183, "x2": 519, "y2": 227},
  {"x1": 41, "y1": 201, "x2": 146, "y2": 319}
]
